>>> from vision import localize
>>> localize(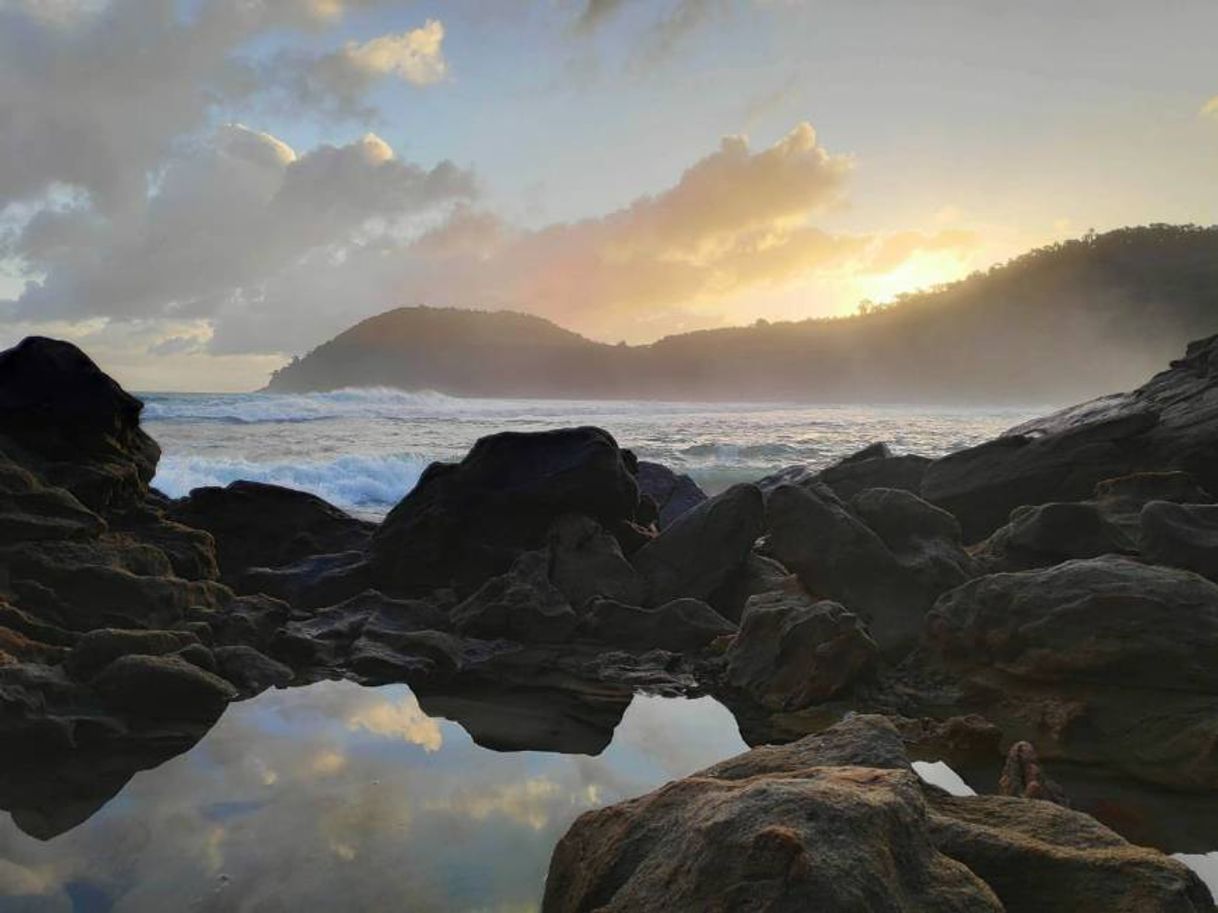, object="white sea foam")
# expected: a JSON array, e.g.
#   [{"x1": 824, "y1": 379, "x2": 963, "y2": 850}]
[{"x1": 152, "y1": 452, "x2": 430, "y2": 510}]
